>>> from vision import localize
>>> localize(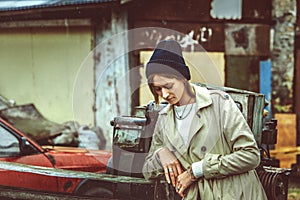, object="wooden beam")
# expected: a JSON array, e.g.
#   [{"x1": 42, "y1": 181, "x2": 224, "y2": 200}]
[
  {"x1": 271, "y1": 146, "x2": 300, "y2": 155},
  {"x1": 0, "y1": 3, "x2": 116, "y2": 18},
  {"x1": 296, "y1": 50, "x2": 300, "y2": 149},
  {"x1": 0, "y1": 19, "x2": 92, "y2": 28},
  {"x1": 273, "y1": 113, "x2": 297, "y2": 168}
]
